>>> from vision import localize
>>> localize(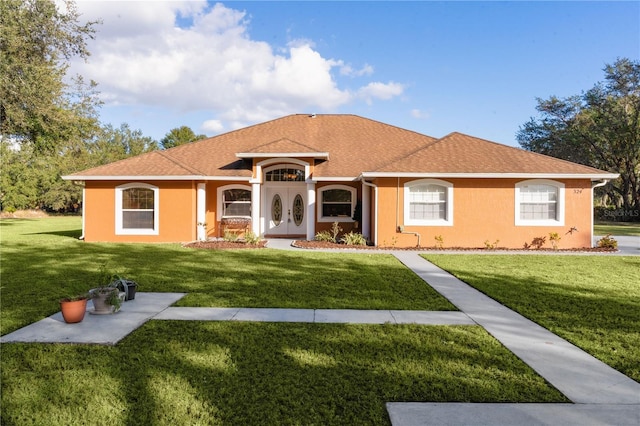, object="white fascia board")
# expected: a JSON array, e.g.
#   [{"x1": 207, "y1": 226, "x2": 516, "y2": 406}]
[
  {"x1": 61, "y1": 175, "x2": 251, "y2": 181},
  {"x1": 359, "y1": 172, "x2": 620, "y2": 180},
  {"x1": 311, "y1": 176, "x2": 358, "y2": 182},
  {"x1": 236, "y1": 152, "x2": 329, "y2": 159}
]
